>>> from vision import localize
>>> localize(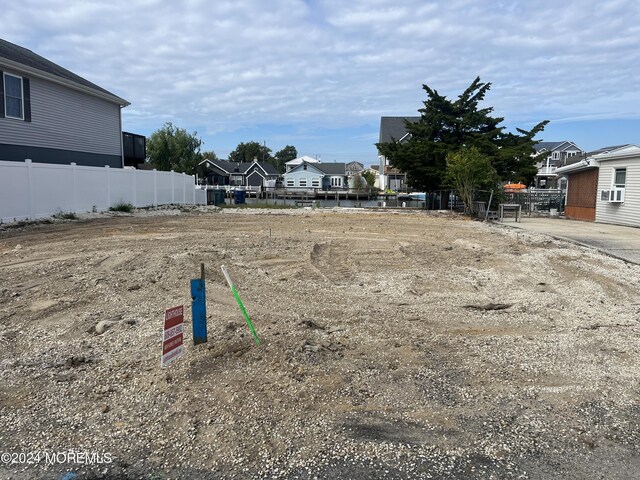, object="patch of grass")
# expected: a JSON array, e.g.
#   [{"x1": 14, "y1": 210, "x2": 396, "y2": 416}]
[
  {"x1": 109, "y1": 202, "x2": 135, "y2": 213},
  {"x1": 52, "y1": 210, "x2": 78, "y2": 220}
]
